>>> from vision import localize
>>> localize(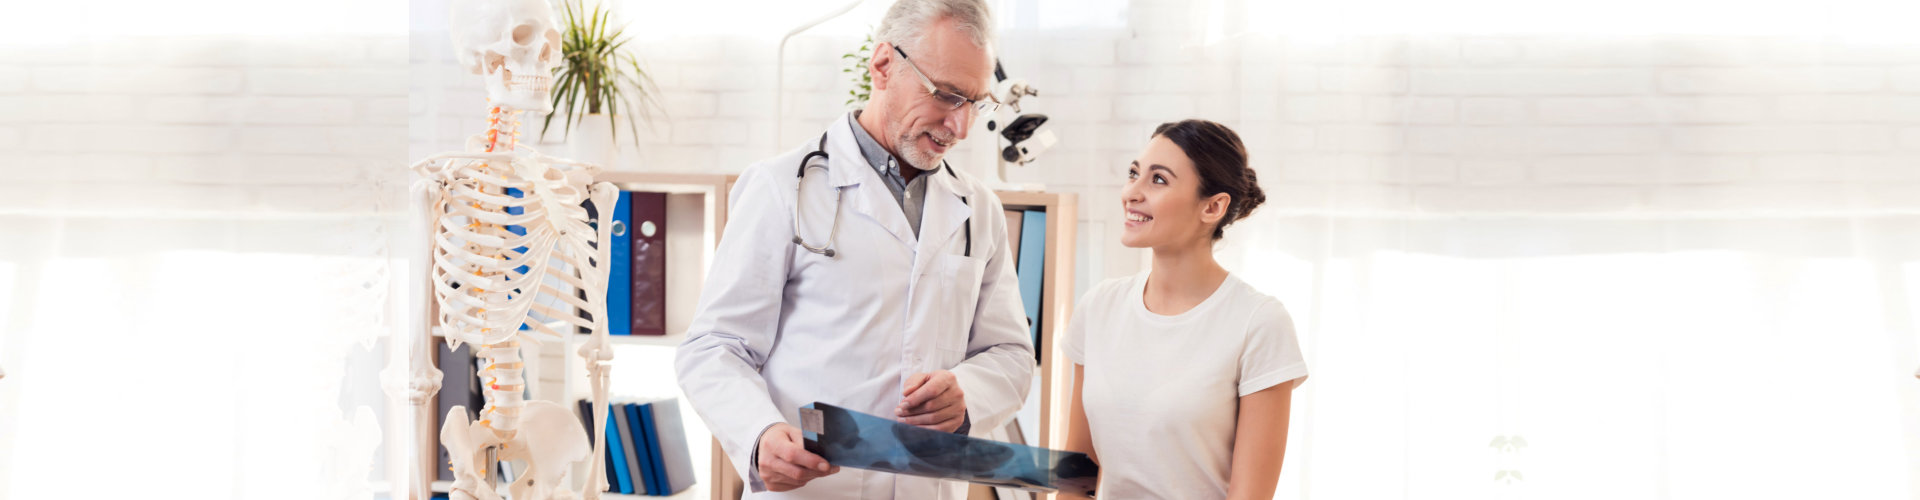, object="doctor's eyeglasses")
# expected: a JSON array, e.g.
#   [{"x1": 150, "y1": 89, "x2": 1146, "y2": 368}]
[{"x1": 892, "y1": 45, "x2": 999, "y2": 115}]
